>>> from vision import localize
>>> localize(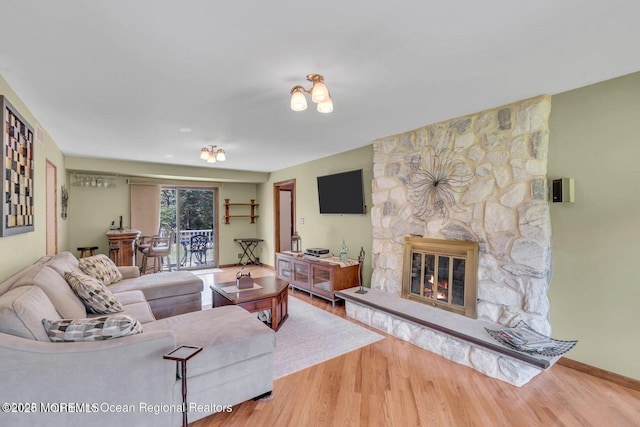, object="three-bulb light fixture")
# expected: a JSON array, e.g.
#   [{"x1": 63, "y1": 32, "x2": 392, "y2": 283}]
[
  {"x1": 200, "y1": 145, "x2": 226, "y2": 163},
  {"x1": 290, "y1": 74, "x2": 333, "y2": 113}
]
